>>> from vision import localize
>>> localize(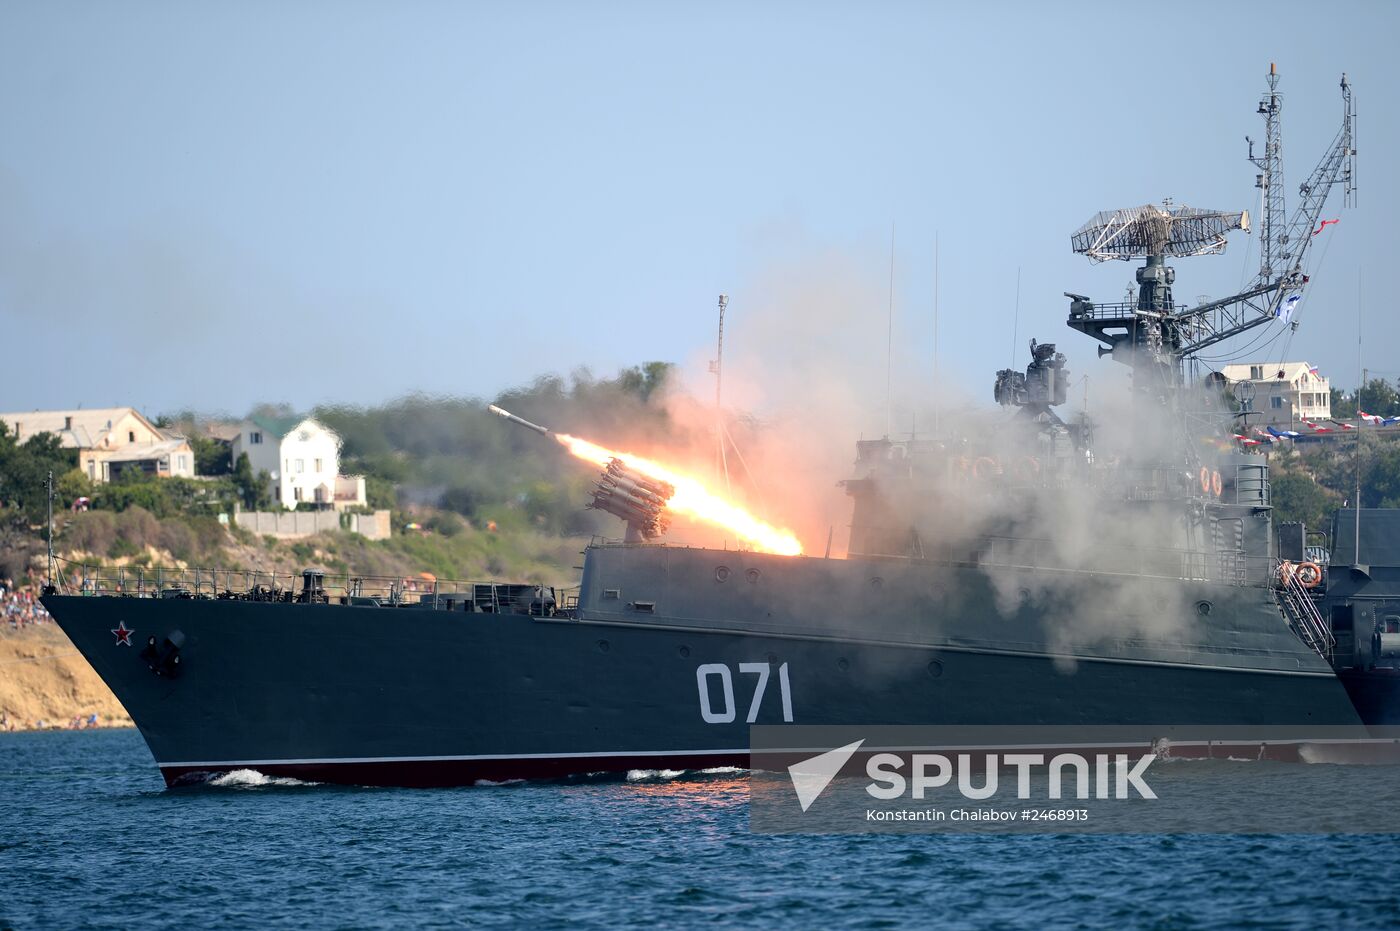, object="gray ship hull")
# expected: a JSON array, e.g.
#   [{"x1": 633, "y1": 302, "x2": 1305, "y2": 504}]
[{"x1": 43, "y1": 545, "x2": 1370, "y2": 787}]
